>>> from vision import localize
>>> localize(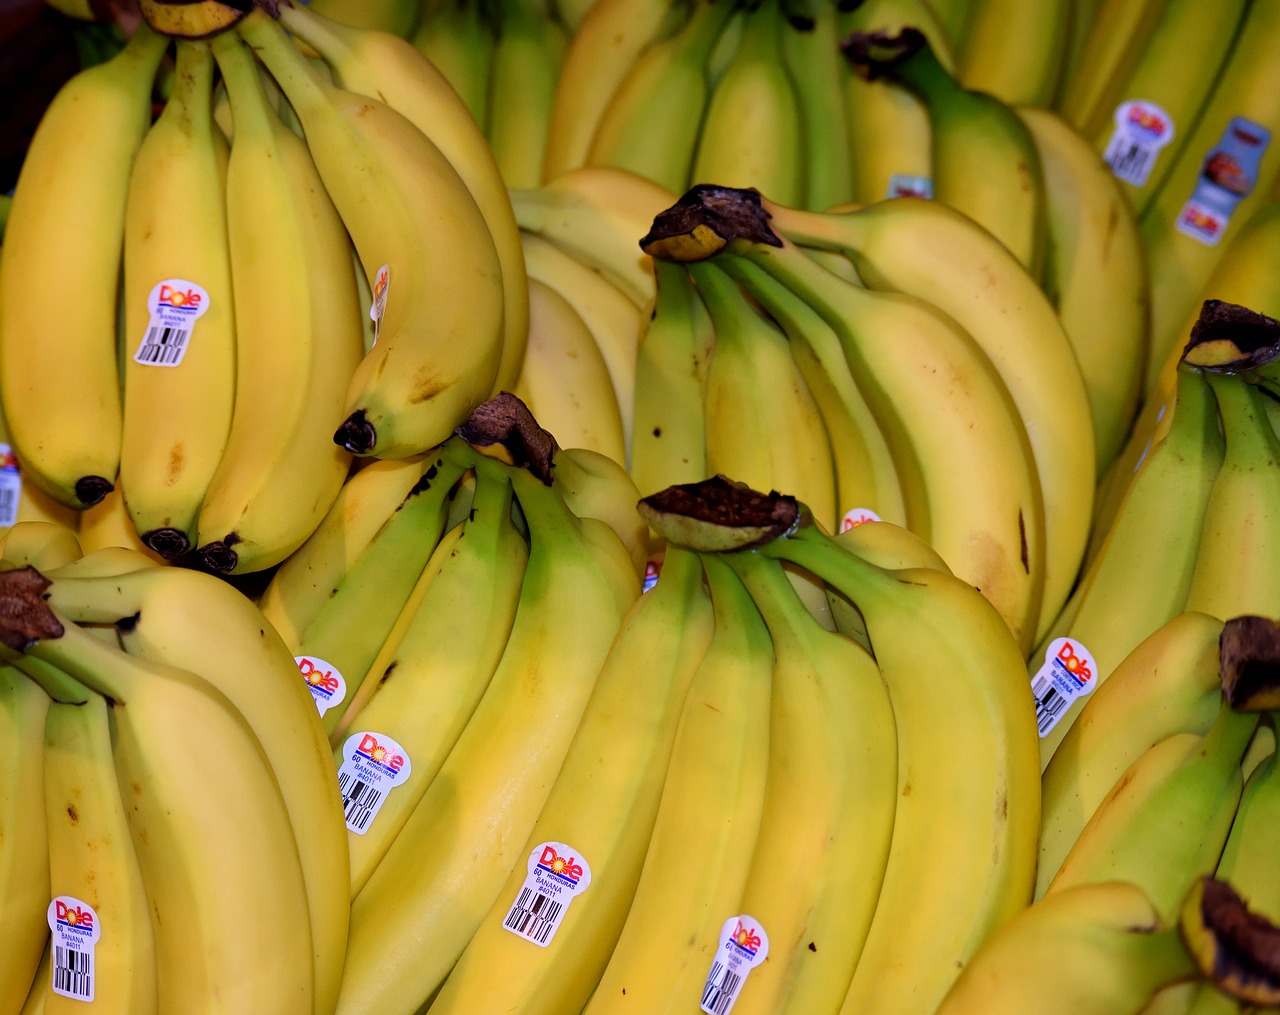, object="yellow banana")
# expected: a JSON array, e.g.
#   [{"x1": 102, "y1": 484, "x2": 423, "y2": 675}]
[
  {"x1": 427, "y1": 544, "x2": 715, "y2": 1015},
  {"x1": 240, "y1": 8, "x2": 505, "y2": 459},
  {"x1": 582, "y1": 554, "x2": 772, "y2": 1013},
  {"x1": 955, "y1": 0, "x2": 1071, "y2": 108},
  {"x1": 0, "y1": 24, "x2": 165, "y2": 509},
  {"x1": 409, "y1": 0, "x2": 493, "y2": 131},
  {"x1": 41, "y1": 692, "x2": 157, "y2": 1015},
  {"x1": 194, "y1": 30, "x2": 364, "y2": 575},
  {"x1": 119, "y1": 39, "x2": 235, "y2": 559},
  {"x1": 0, "y1": 521, "x2": 82, "y2": 573}
]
